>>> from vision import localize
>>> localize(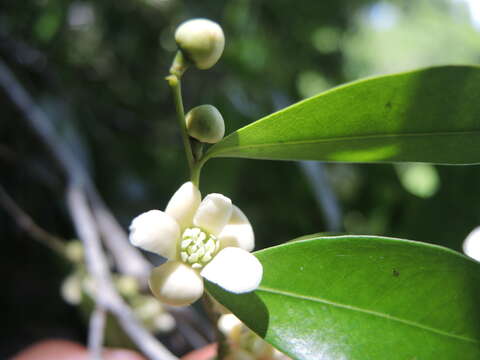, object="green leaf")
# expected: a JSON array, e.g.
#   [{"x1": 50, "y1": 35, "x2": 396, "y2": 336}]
[
  {"x1": 205, "y1": 66, "x2": 480, "y2": 164},
  {"x1": 206, "y1": 236, "x2": 480, "y2": 360}
]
